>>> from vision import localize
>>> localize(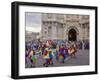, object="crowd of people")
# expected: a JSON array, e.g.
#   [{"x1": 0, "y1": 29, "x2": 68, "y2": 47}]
[{"x1": 25, "y1": 39, "x2": 89, "y2": 68}]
